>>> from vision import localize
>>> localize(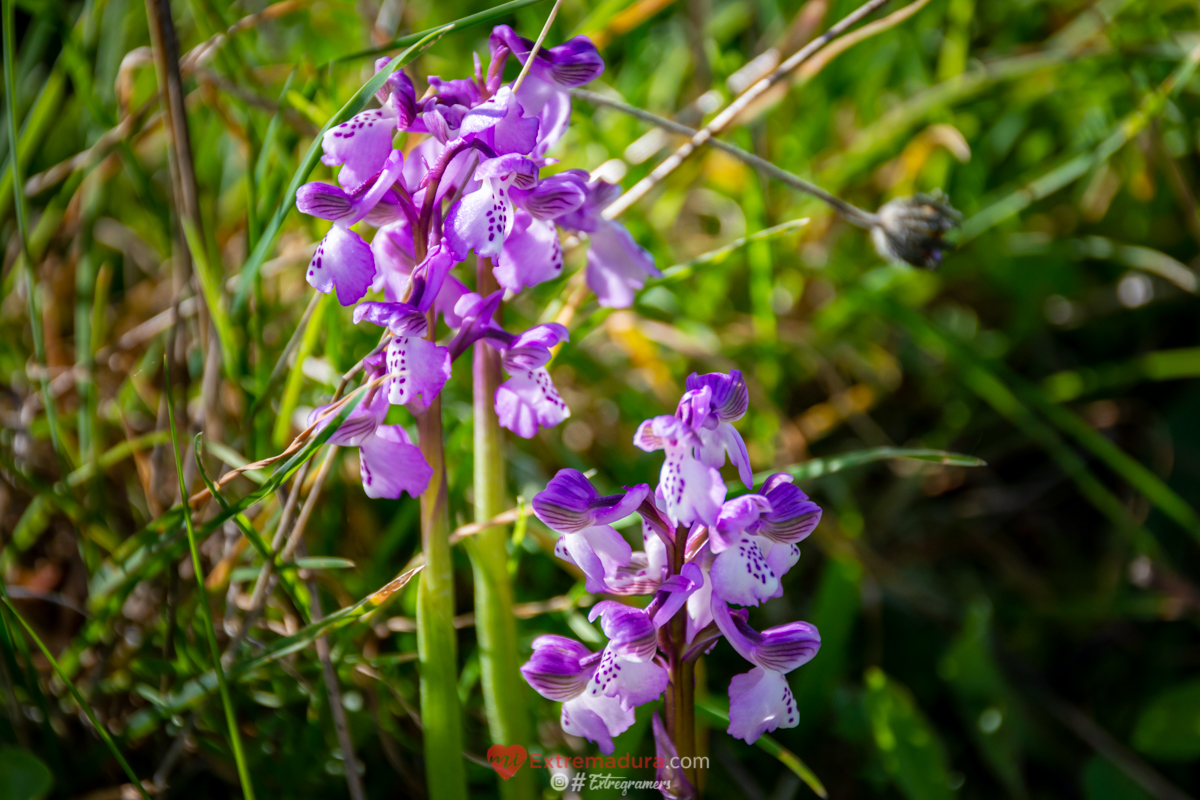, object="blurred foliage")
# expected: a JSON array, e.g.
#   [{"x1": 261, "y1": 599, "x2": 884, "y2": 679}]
[{"x1": 0, "y1": 0, "x2": 1199, "y2": 798}]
